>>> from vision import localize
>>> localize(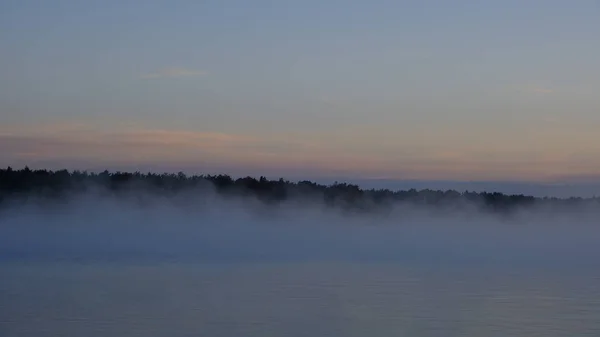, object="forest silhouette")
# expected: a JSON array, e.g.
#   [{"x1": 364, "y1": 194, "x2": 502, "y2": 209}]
[{"x1": 1, "y1": 166, "x2": 597, "y2": 215}]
